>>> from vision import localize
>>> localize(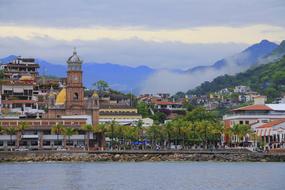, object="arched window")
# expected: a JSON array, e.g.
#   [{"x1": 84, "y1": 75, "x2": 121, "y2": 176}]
[{"x1": 73, "y1": 92, "x2": 79, "y2": 100}]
